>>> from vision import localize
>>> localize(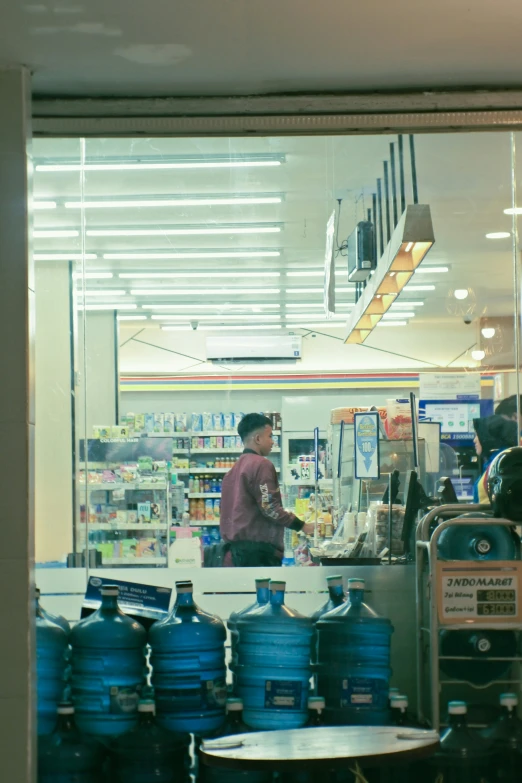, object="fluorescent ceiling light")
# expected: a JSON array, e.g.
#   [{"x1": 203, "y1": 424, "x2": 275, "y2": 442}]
[
  {"x1": 33, "y1": 201, "x2": 57, "y2": 210},
  {"x1": 104, "y1": 251, "x2": 281, "y2": 260},
  {"x1": 285, "y1": 303, "x2": 327, "y2": 309},
  {"x1": 36, "y1": 157, "x2": 284, "y2": 172},
  {"x1": 286, "y1": 287, "x2": 356, "y2": 294},
  {"x1": 84, "y1": 290, "x2": 127, "y2": 296},
  {"x1": 415, "y1": 266, "x2": 448, "y2": 274},
  {"x1": 65, "y1": 196, "x2": 282, "y2": 209},
  {"x1": 72, "y1": 272, "x2": 113, "y2": 280},
  {"x1": 404, "y1": 285, "x2": 435, "y2": 292},
  {"x1": 161, "y1": 324, "x2": 283, "y2": 332},
  {"x1": 481, "y1": 327, "x2": 496, "y2": 339},
  {"x1": 345, "y1": 204, "x2": 434, "y2": 345},
  {"x1": 141, "y1": 304, "x2": 280, "y2": 311},
  {"x1": 390, "y1": 301, "x2": 424, "y2": 307},
  {"x1": 486, "y1": 231, "x2": 511, "y2": 238},
  {"x1": 382, "y1": 311, "x2": 415, "y2": 319},
  {"x1": 285, "y1": 270, "x2": 346, "y2": 278},
  {"x1": 151, "y1": 314, "x2": 281, "y2": 322},
  {"x1": 34, "y1": 253, "x2": 97, "y2": 260},
  {"x1": 454, "y1": 289, "x2": 469, "y2": 300},
  {"x1": 471, "y1": 349, "x2": 486, "y2": 360},
  {"x1": 87, "y1": 226, "x2": 281, "y2": 237},
  {"x1": 34, "y1": 230, "x2": 79, "y2": 238},
  {"x1": 117, "y1": 315, "x2": 148, "y2": 321},
  {"x1": 288, "y1": 322, "x2": 346, "y2": 329},
  {"x1": 119, "y1": 271, "x2": 280, "y2": 279},
  {"x1": 79, "y1": 304, "x2": 138, "y2": 311},
  {"x1": 285, "y1": 313, "x2": 348, "y2": 321},
  {"x1": 504, "y1": 207, "x2": 522, "y2": 215},
  {"x1": 376, "y1": 321, "x2": 408, "y2": 327},
  {"x1": 131, "y1": 288, "x2": 280, "y2": 296}
]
